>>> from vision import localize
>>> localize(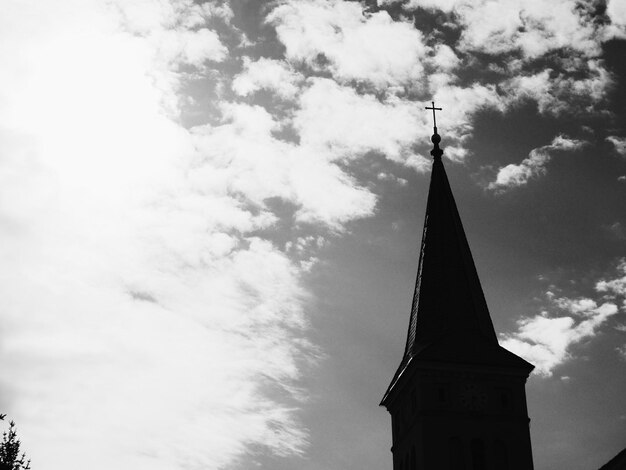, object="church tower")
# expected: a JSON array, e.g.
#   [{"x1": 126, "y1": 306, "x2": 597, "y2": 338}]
[{"x1": 381, "y1": 107, "x2": 535, "y2": 470}]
